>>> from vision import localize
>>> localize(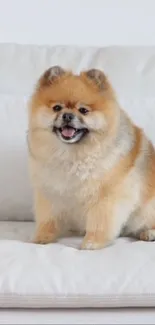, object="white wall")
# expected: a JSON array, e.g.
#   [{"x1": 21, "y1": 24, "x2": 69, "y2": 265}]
[{"x1": 0, "y1": 0, "x2": 155, "y2": 46}]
